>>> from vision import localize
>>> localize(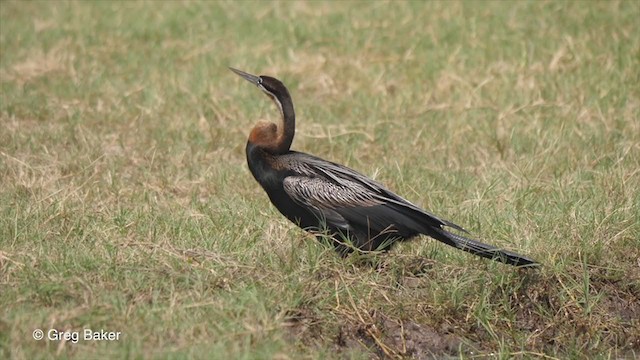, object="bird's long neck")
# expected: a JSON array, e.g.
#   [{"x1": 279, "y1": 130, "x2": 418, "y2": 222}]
[
  {"x1": 240, "y1": 71, "x2": 297, "y2": 155},
  {"x1": 271, "y1": 91, "x2": 295, "y2": 154}
]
